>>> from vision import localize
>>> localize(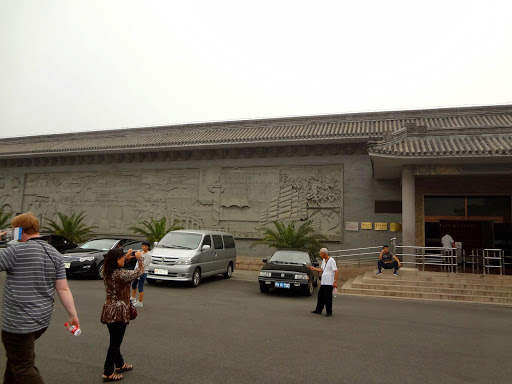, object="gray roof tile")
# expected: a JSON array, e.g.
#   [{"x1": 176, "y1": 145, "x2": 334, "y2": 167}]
[
  {"x1": 1, "y1": 105, "x2": 512, "y2": 158},
  {"x1": 371, "y1": 133, "x2": 512, "y2": 157}
]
